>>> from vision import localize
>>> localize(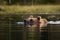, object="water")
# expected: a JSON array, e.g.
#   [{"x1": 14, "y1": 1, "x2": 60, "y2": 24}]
[
  {"x1": 48, "y1": 24, "x2": 60, "y2": 40},
  {"x1": 0, "y1": 14, "x2": 60, "y2": 40}
]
